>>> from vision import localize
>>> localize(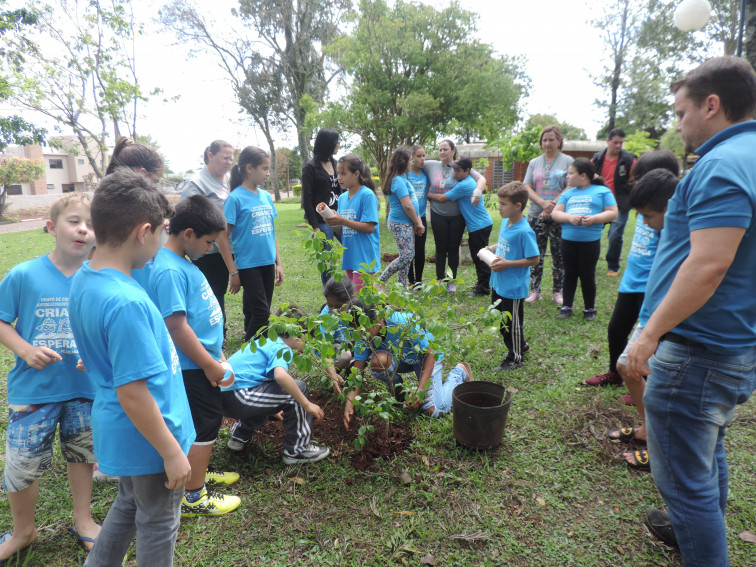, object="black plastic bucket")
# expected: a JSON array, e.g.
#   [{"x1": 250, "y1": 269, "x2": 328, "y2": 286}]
[{"x1": 452, "y1": 381, "x2": 511, "y2": 449}]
